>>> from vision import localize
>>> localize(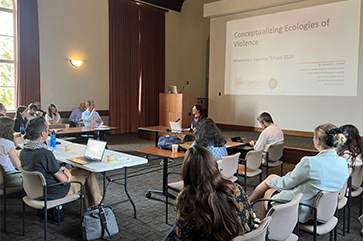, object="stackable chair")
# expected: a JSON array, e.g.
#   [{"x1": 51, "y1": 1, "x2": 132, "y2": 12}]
[
  {"x1": 232, "y1": 216, "x2": 272, "y2": 241},
  {"x1": 0, "y1": 165, "x2": 22, "y2": 232},
  {"x1": 299, "y1": 191, "x2": 339, "y2": 241},
  {"x1": 262, "y1": 142, "x2": 284, "y2": 178},
  {"x1": 238, "y1": 149, "x2": 263, "y2": 190},
  {"x1": 252, "y1": 193, "x2": 303, "y2": 241},
  {"x1": 21, "y1": 168, "x2": 83, "y2": 241},
  {"x1": 347, "y1": 165, "x2": 363, "y2": 233},
  {"x1": 218, "y1": 153, "x2": 240, "y2": 183}
]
